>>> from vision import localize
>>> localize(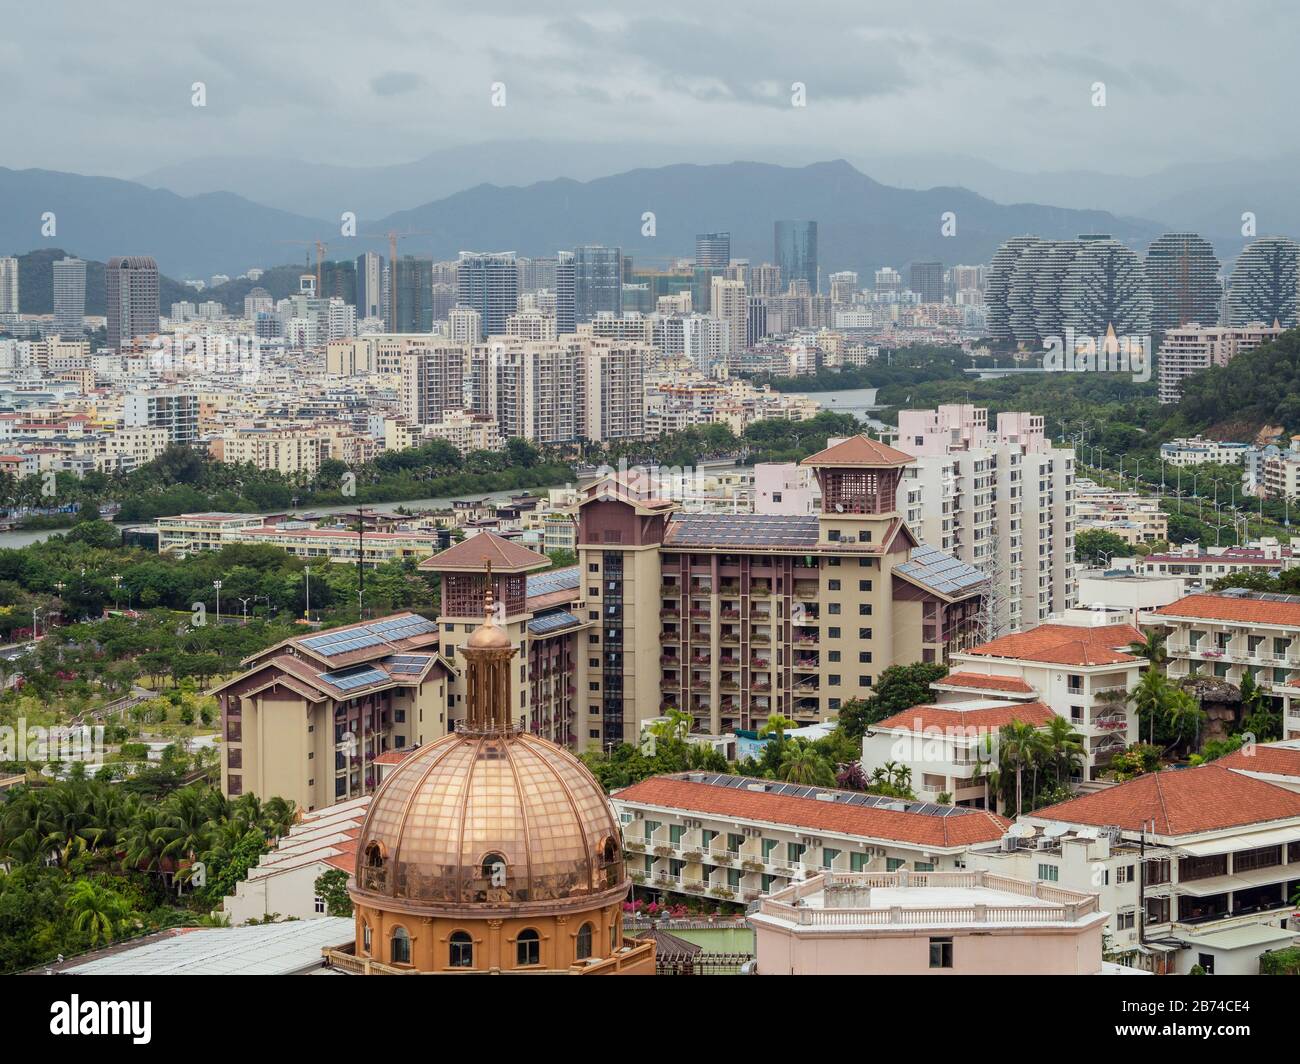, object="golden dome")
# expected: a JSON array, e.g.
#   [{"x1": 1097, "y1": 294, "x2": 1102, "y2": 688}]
[
  {"x1": 353, "y1": 730, "x2": 627, "y2": 912},
  {"x1": 465, "y1": 618, "x2": 511, "y2": 649}
]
